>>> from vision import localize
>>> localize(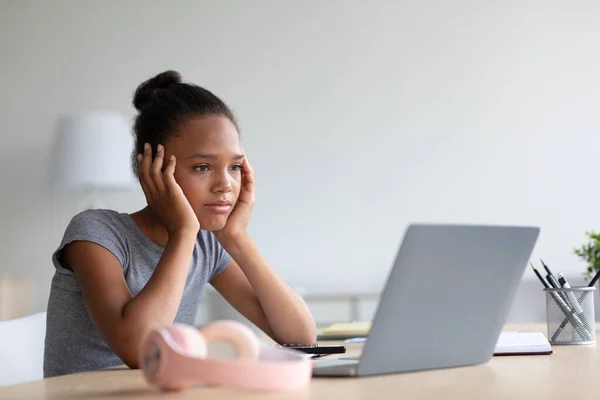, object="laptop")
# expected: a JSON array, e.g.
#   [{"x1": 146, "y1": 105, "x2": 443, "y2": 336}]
[{"x1": 312, "y1": 223, "x2": 540, "y2": 377}]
